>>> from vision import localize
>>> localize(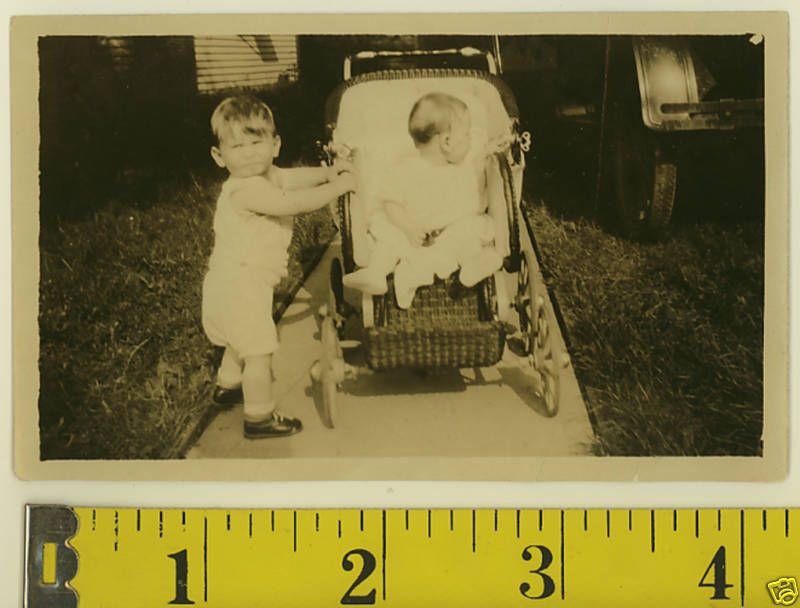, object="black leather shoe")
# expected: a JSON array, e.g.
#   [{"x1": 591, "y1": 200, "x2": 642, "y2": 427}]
[
  {"x1": 212, "y1": 385, "x2": 243, "y2": 408},
  {"x1": 244, "y1": 413, "x2": 303, "y2": 439}
]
